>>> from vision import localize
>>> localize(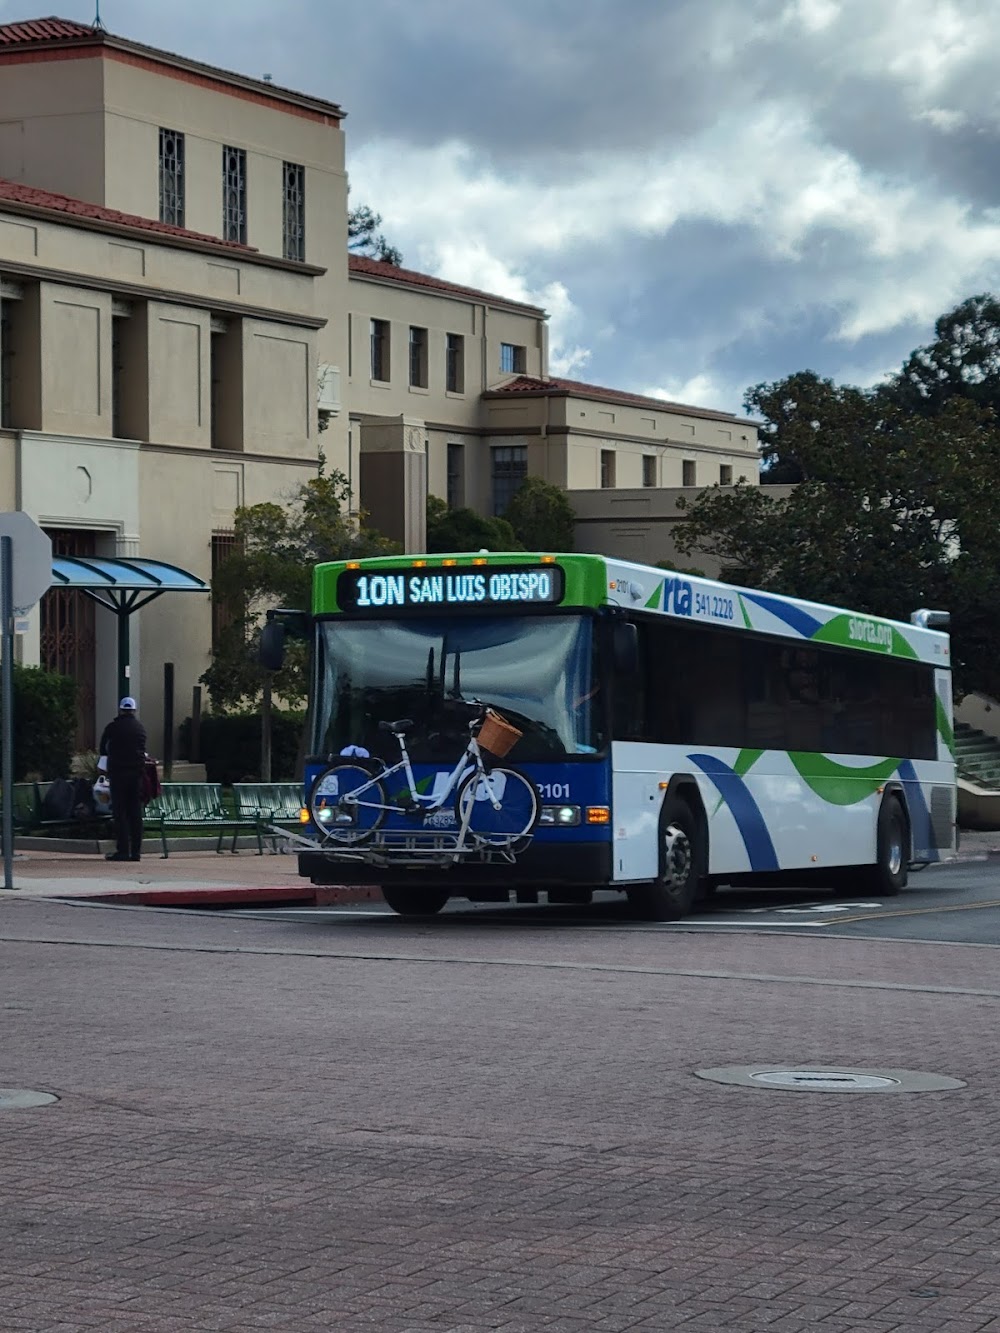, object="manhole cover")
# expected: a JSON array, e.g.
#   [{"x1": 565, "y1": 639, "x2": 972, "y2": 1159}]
[
  {"x1": 695, "y1": 1066, "x2": 966, "y2": 1093},
  {"x1": 0, "y1": 1088, "x2": 59, "y2": 1110},
  {"x1": 751, "y1": 1070, "x2": 898, "y2": 1090}
]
